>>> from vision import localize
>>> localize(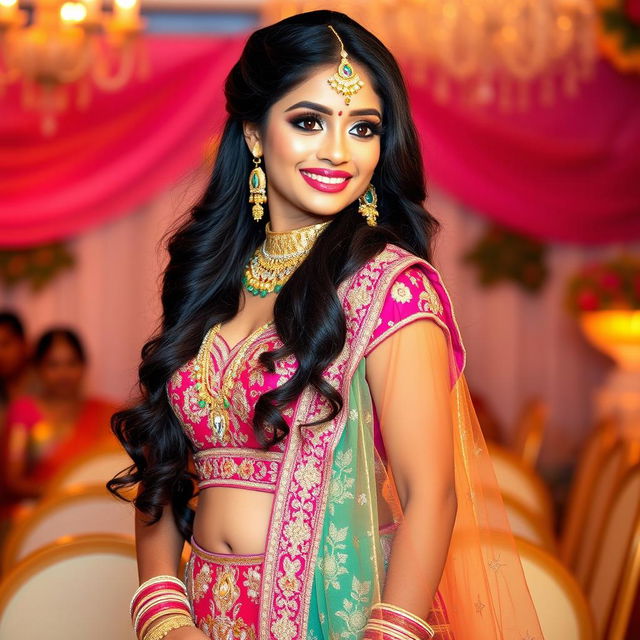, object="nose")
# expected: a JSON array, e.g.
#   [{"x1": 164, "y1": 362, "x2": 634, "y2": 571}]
[{"x1": 317, "y1": 125, "x2": 350, "y2": 165}]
